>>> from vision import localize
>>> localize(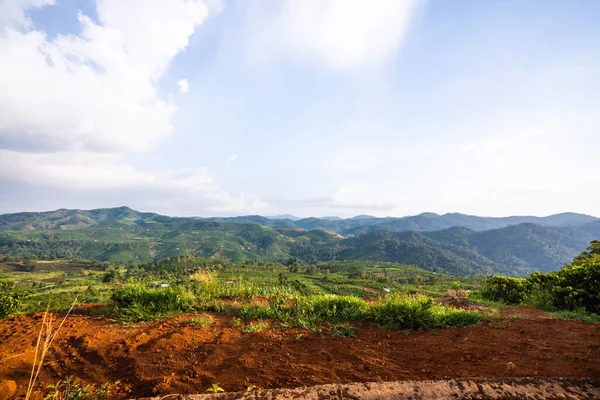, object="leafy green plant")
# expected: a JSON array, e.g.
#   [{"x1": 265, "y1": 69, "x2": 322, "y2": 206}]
[
  {"x1": 369, "y1": 294, "x2": 439, "y2": 330},
  {"x1": 480, "y1": 243, "x2": 600, "y2": 314},
  {"x1": 111, "y1": 284, "x2": 194, "y2": 322},
  {"x1": 190, "y1": 314, "x2": 214, "y2": 327},
  {"x1": 439, "y1": 309, "x2": 481, "y2": 327},
  {"x1": 206, "y1": 384, "x2": 225, "y2": 393},
  {"x1": 229, "y1": 317, "x2": 241, "y2": 327},
  {"x1": 551, "y1": 308, "x2": 600, "y2": 323},
  {"x1": 0, "y1": 291, "x2": 26, "y2": 318},
  {"x1": 241, "y1": 320, "x2": 269, "y2": 333},
  {"x1": 45, "y1": 377, "x2": 118, "y2": 400},
  {"x1": 481, "y1": 276, "x2": 529, "y2": 304},
  {"x1": 369, "y1": 294, "x2": 480, "y2": 330},
  {"x1": 330, "y1": 323, "x2": 356, "y2": 337}
]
